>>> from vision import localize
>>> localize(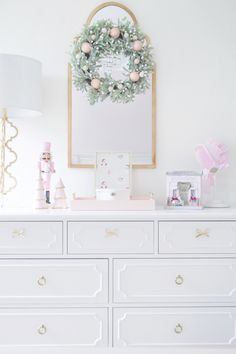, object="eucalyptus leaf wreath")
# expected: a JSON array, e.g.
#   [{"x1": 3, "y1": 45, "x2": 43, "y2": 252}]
[{"x1": 70, "y1": 18, "x2": 154, "y2": 105}]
